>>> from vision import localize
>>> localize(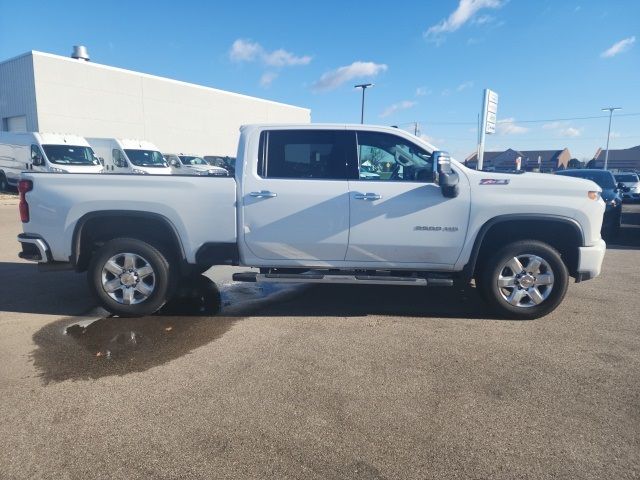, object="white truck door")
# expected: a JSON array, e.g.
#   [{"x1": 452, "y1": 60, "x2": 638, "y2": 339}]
[
  {"x1": 242, "y1": 129, "x2": 351, "y2": 262},
  {"x1": 346, "y1": 131, "x2": 470, "y2": 266}
]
